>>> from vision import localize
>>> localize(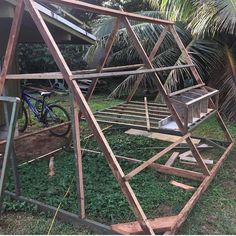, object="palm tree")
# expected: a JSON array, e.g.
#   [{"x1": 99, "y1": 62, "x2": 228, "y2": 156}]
[
  {"x1": 86, "y1": 0, "x2": 236, "y2": 122},
  {"x1": 146, "y1": 0, "x2": 236, "y2": 120}
]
